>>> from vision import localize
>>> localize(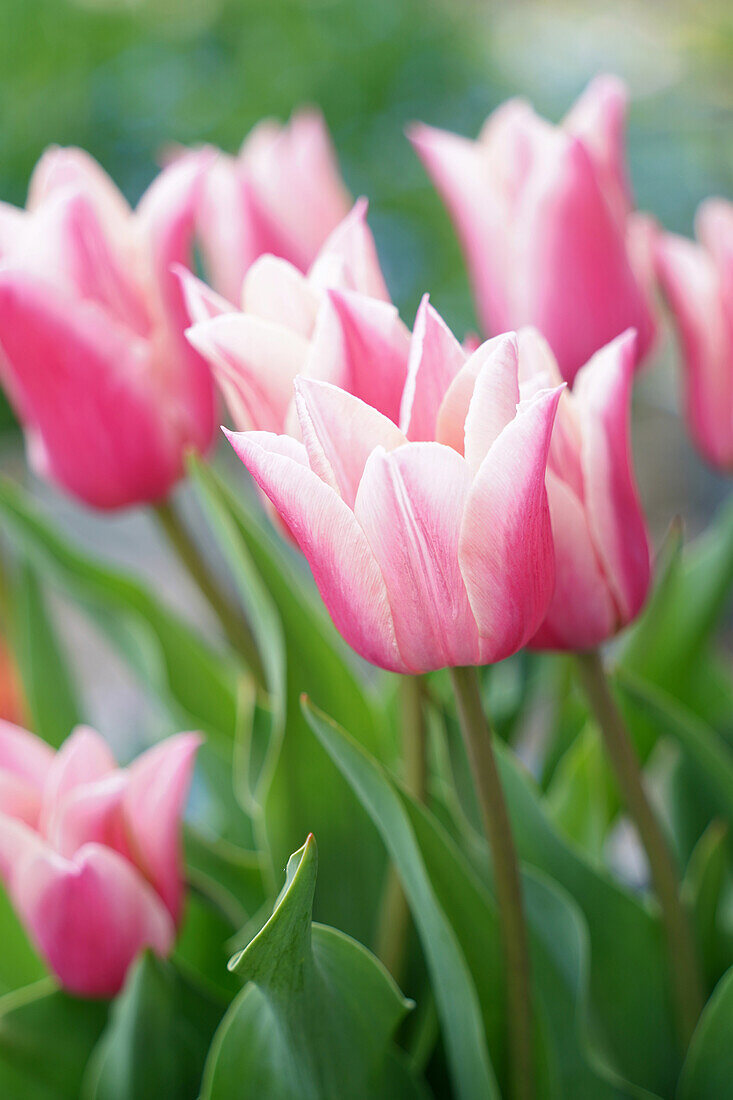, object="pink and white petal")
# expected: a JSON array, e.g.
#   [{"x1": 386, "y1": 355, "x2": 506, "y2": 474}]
[
  {"x1": 0, "y1": 813, "x2": 51, "y2": 882},
  {"x1": 530, "y1": 472, "x2": 616, "y2": 651},
  {"x1": 39, "y1": 726, "x2": 117, "y2": 841},
  {"x1": 516, "y1": 327, "x2": 563, "y2": 388},
  {"x1": 463, "y1": 333, "x2": 521, "y2": 474},
  {"x1": 459, "y1": 387, "x2": 561, "y2": 662},
  {"x1": 573, "y1": 331, "x2": 651, "y2": 623},
  {"x1": 174, "y1": 265, "x2": 235, "y2": 326},
  {"x1": 562, "y1": 74, "x2": 632, "y2": 224},
  {"x1": 27, "y1": 147, "x2": 132, "y2": 240},
  {"x1": 355, "y1": 443, "x2": 478, "y2": 672},
  {"x1": 123, "y1": 733, "x2": 201, "y2": 923},
  {"x1": 242, "y1": 255, "x2": 320, "y2": 336},
  {"x1": 44, "y1": 773, "x2": 128, "y2": 861},
  {"x1": 400, "y1": 295, "x2": 466, "y2": 440},
  {"x1": 0, "y1": 775, "x2": 45, "y2": 828},
  {"x1": 0, "y1": 721, "x2": 54, "y2": 788},
  {"x1": 225, "y1": 429, "x2": 403, "y2": 671},
  {"x1": 309, "y1": 199, "x2": 390, "y2": 303},
  {"x1": 196, "y1": 154, "x2": 259, "y2": 303},
  {"x1": 0, "y1": 202, "x2": 26, "y2": 258},
  {"x1": 295, "y1": 378, "x2": 406, "y2": 507},
  {"x1": 435, "y1": 334, "x2": 516, "y2": 455},
  {"x1": 187, "y1": 312, "x2": 308, "y2": 433},
  {"x1": 0, "y1": 272, "x2": 184, "y2": 508},
  {"x1": 310, "y1": 290, "x2": 410, "y2": 423},
  {"x1": 11, "y1": 840, "x2": 174, "y2": 997}
]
